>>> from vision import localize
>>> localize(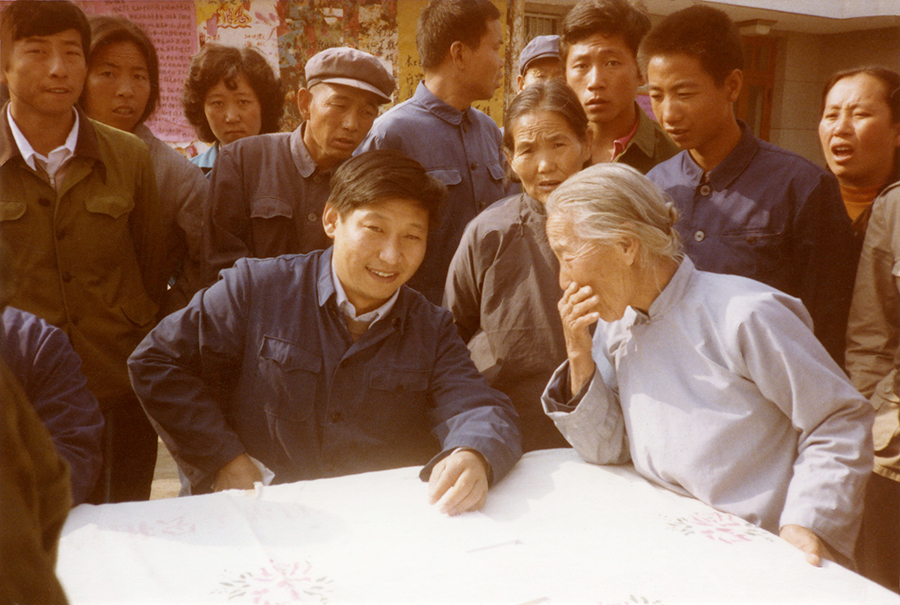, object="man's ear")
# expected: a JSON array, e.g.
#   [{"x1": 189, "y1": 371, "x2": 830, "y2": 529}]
[
  {"x1": 322, "y1": 203, "x2": 339, "y2": 239},
  {"x1": 297, "y1": 88, "x2": 313, "y2": 121},
  {"x1": 516, "y1": 73, "x2": 525, "y2": 93},
  {"x1": 724, "y1": 68, "x2": 743, "y2": 103},
  {"x1": 448, "y1": 40, "x2": 467, "y2": 71}
]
